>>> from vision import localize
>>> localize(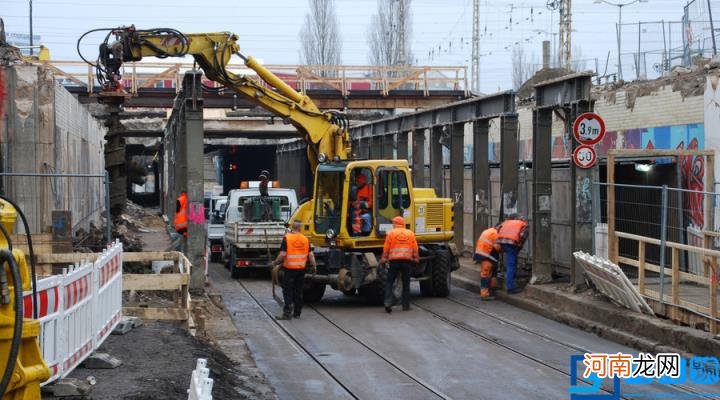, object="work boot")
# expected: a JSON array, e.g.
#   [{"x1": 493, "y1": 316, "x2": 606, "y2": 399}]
[
  {"x1": 276, "y1": 313, "x2": 292, "y2": 320},
  {"x1": 293, "y1": 312, "x2": 301, "y2": 318},
  {"x1": 385, "y1": 305, "x2": 392, "y2": 314}
]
